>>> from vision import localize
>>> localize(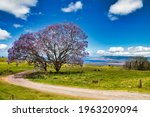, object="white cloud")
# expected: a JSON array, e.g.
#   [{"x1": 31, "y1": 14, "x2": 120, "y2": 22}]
[
  {"x1": 0, "y1": 0, "x2": 38, "y2": 20},
  {"x1": 97, "y1": 46, "x2": 150, "y2": 57},
  {"x1": 13, "y1": 24, "x2": 23, "y2": 28},
  {"x1": 108, "y1": 14, "x2": 119, "y2": 21},
  {"x1": 108, "y1": 0, "x2": 143, "y2": 21},
  {"x1": 0, "y1": 44, "x2": 8, "y2": 50},
  {"x1": 128, "y1": 46, "x2": 150, "y2": 52},
  {"x1": 109, "y1": 47, "x2": 124, "y2": 53},
  {"x1": 97, "y1": 50, "x2": 106, "y2": 55},
  {"x1": 0, "y1": 28, "x2": 11, "y2": 40},
  {"x1": 61, "y1": 1, "x2": 83, "y2": 13}
]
